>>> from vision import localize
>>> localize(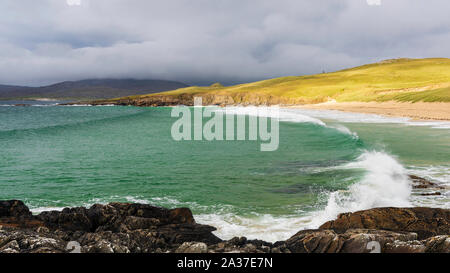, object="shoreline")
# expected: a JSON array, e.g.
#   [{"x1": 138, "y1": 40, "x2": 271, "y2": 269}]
[
  {"x1": 1, "y1": 200, "x2": 449, "y2": 253},
  {"x1": 0, "y1": 175, "x2": 448, "y2": 253},
  {"x1": 292, "y1": 101, "x2": 450, "y2": 122},
  {"x1": 65, "y1": 98, "x2": 450, "y2": 122}
]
